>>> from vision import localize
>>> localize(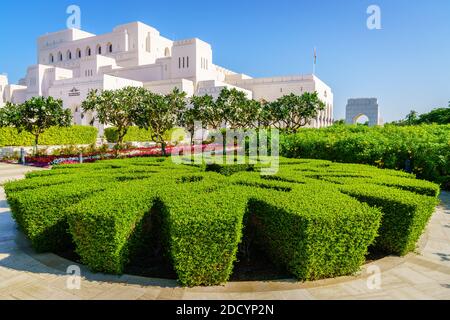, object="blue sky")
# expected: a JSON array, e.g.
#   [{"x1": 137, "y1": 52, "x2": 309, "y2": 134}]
[{"x1": 0, "y1": 0, "x2": 449, "y2": 122}]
